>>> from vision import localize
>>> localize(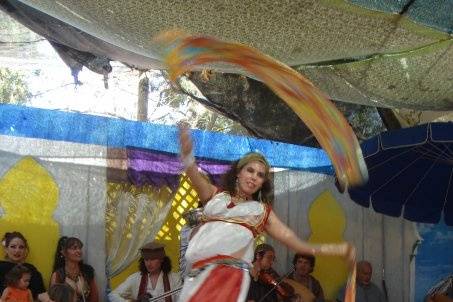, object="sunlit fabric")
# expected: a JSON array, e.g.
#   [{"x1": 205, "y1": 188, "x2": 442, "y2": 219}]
[
  {"x1": 106, "y1": 183, "x2": 173, "y2": 277},
  {"x1": 0, "y1": 104, "x2": 333, "y2": 173},
  {"x1": 5, "y1": 0, "x2": 452, "y2": 109}
]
